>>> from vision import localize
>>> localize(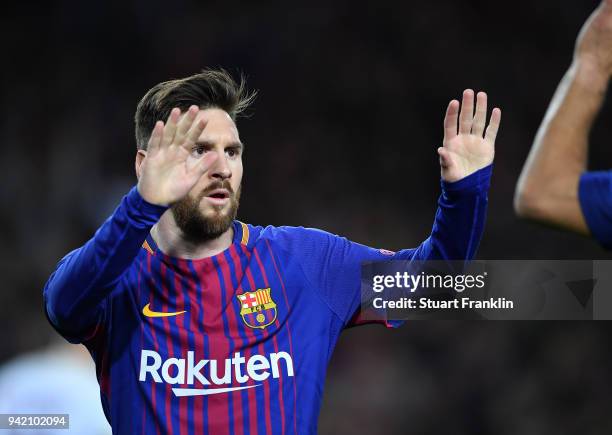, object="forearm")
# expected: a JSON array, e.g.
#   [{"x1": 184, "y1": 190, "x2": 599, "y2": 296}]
[
  {"x1": 515, "y1": 61, "x2": 608, "y2": 232},
  {"x1": 44, "y1": 186, "x2": 167, "y2": 337},
  {"x1": 405, "y1": 165, "x2": 492, "y2": 262}
]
